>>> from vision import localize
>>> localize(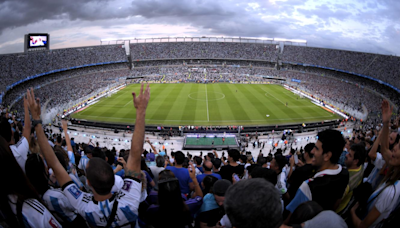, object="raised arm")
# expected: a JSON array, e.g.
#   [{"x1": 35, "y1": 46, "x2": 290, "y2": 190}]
[
  {"x1": 146, "y1": 139, "x2": 158, "y2": 154},
  {"x1": 62, "y1": 120, "x2": 73, "y2": 153},
  {"x1": 189, "y1": 163, "x2": 203, "y2": 198},
  {"x1": 125, "y1": 84, "x2": 150, "y2": 179},
  {"x1": 380, "y1": 100, "x2": 393, "y2": 162},
  {"x1": 368, "y1": 130, "x2": 382, "y2": 161},
  {"x1": 27, "y1": 88, "x2": 71, "y2": 186},
  {"x1": 213, "y1": 150, "x2": 219, "y2": 159},
  {"x1": 23, "y1": 96, "x2": 31, "y2": 144}
]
